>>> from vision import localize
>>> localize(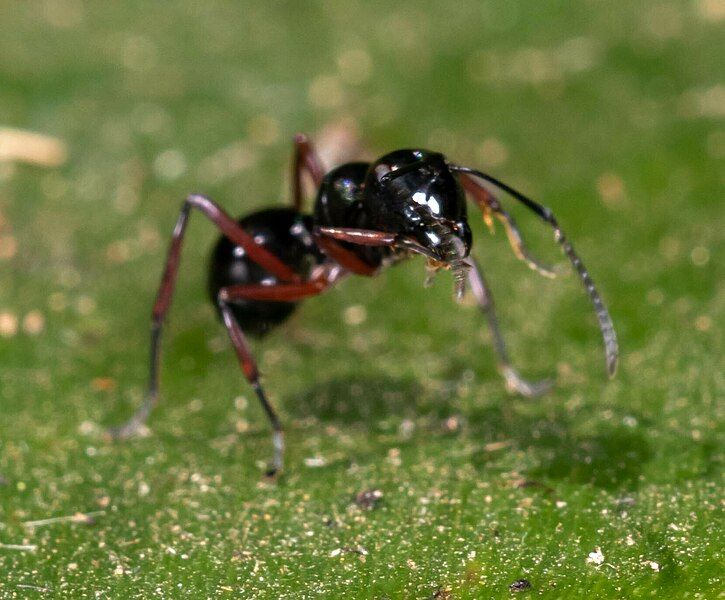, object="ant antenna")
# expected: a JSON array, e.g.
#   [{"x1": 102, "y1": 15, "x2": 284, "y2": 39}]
[{"x1": 450, "y1": 165, "x2": 618, "y2": 377}]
